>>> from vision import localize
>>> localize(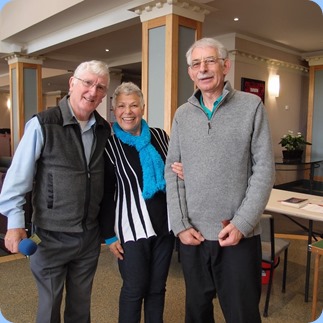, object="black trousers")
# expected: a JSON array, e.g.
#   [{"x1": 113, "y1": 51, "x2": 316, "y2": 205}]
[
  {"x1": 118, "y1": 234, "x2": 175, "y2": 323},
  {"x1": 180, "y1": 235, "x2": 262, "y2": 323}
]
